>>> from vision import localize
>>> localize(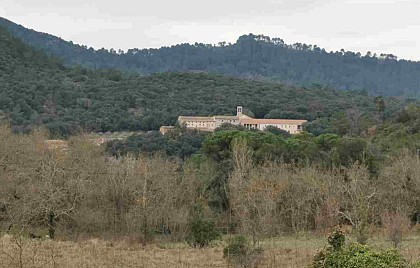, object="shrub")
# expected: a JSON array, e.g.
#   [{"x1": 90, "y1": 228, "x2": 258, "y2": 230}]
[
  {"x1": 312, "y1": 227, "x2": 412, "y2": 268},
  {"x1": 223, "y1": 235, "x2": 248, "y2": 257},
  {"x1": 186, "y1": 205, "x2": 220, "y2": 248},
  {"x1": 327, "y1": 227, "x2": 345, "y2": 251},
  {"x1": 381, "y1": 211, "x2": 411, "y2": 248},
  {"x1": 223, "y1": 235, "x2": 263, "y2": 268},
  {"x1": 313, "y1": 244, "x2": 408, "y2": 268}
]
